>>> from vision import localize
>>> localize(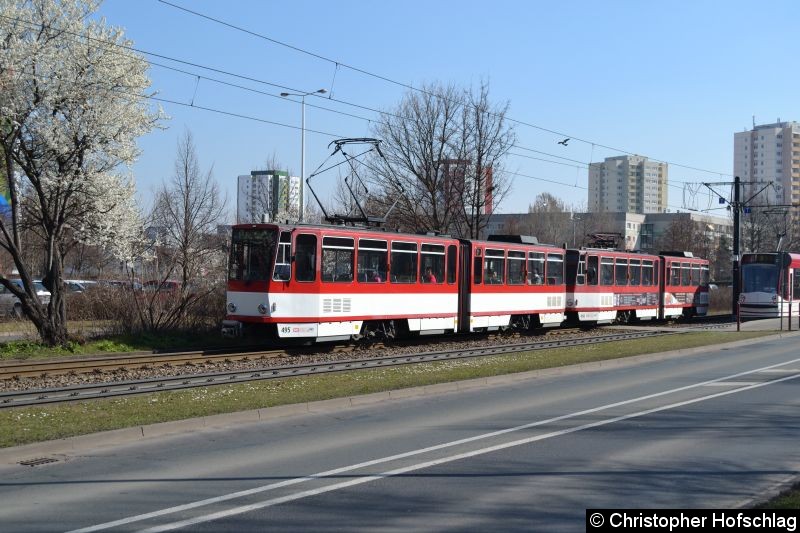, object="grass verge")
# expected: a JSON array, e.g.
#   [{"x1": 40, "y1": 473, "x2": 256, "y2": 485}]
[
  {"x1": 0, "y1": 332, "x2": 250, "y2": 361},
  {"x1": 0, "y1": 331, "x2": 775, "y2": 449},
  {"x1": 753, "y1": 483, "x2": 800, "y2": 509}
]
